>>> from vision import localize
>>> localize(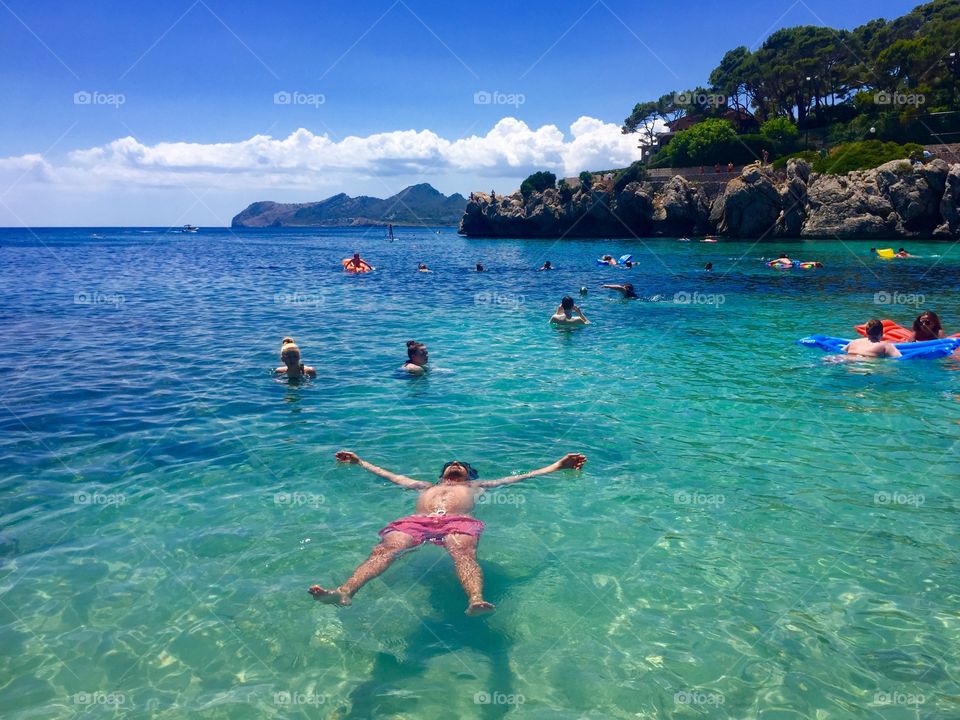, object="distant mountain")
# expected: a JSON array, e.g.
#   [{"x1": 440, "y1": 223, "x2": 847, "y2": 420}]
[{"x1": 231, "y1": 183, "x2": 467, "y2": 227}]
